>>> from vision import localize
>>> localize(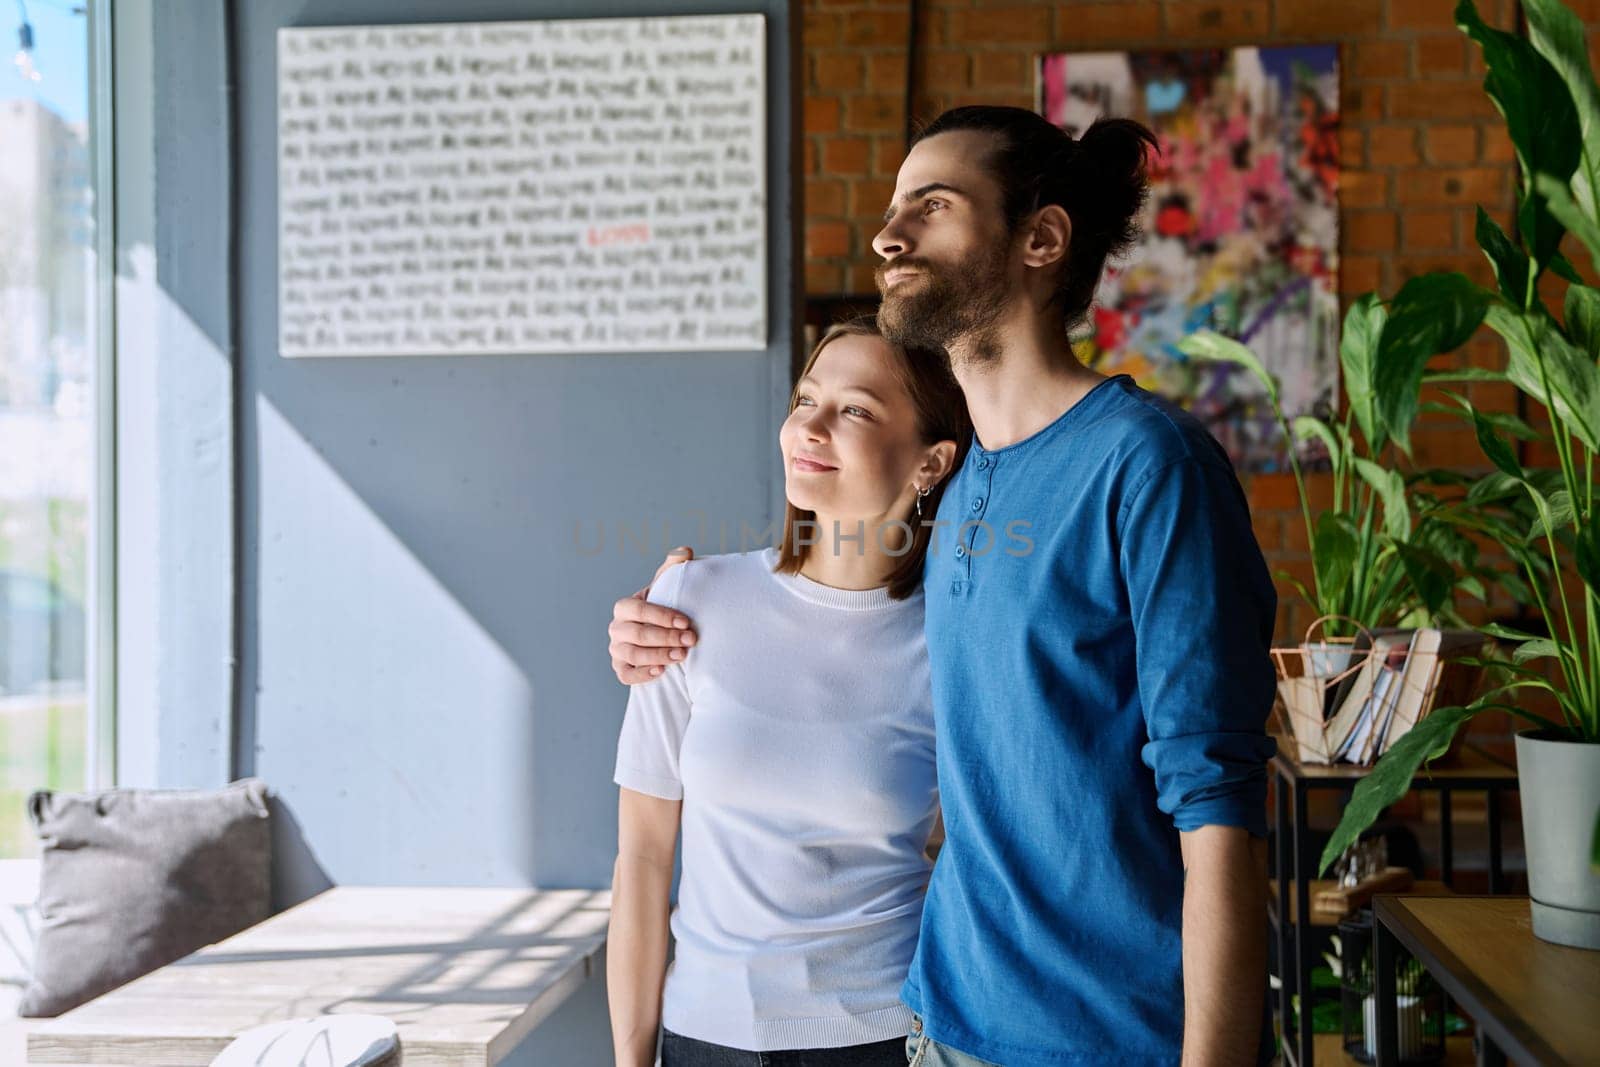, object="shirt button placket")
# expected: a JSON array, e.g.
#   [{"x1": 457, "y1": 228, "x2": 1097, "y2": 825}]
[
  {"x1": 966, "y1": 457, "x2": 996, "y2": 579},
  {"x1": 955, "y1": 452, "x2": 994, "y2": 594}
]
